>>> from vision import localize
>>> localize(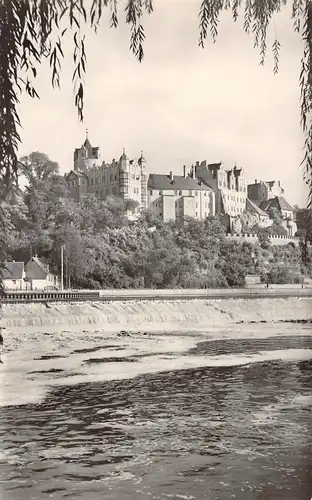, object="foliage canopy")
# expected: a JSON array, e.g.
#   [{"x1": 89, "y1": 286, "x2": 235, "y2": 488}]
[{"x1": 0, "y1": 0, "x2": 311, "y2": 202}]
